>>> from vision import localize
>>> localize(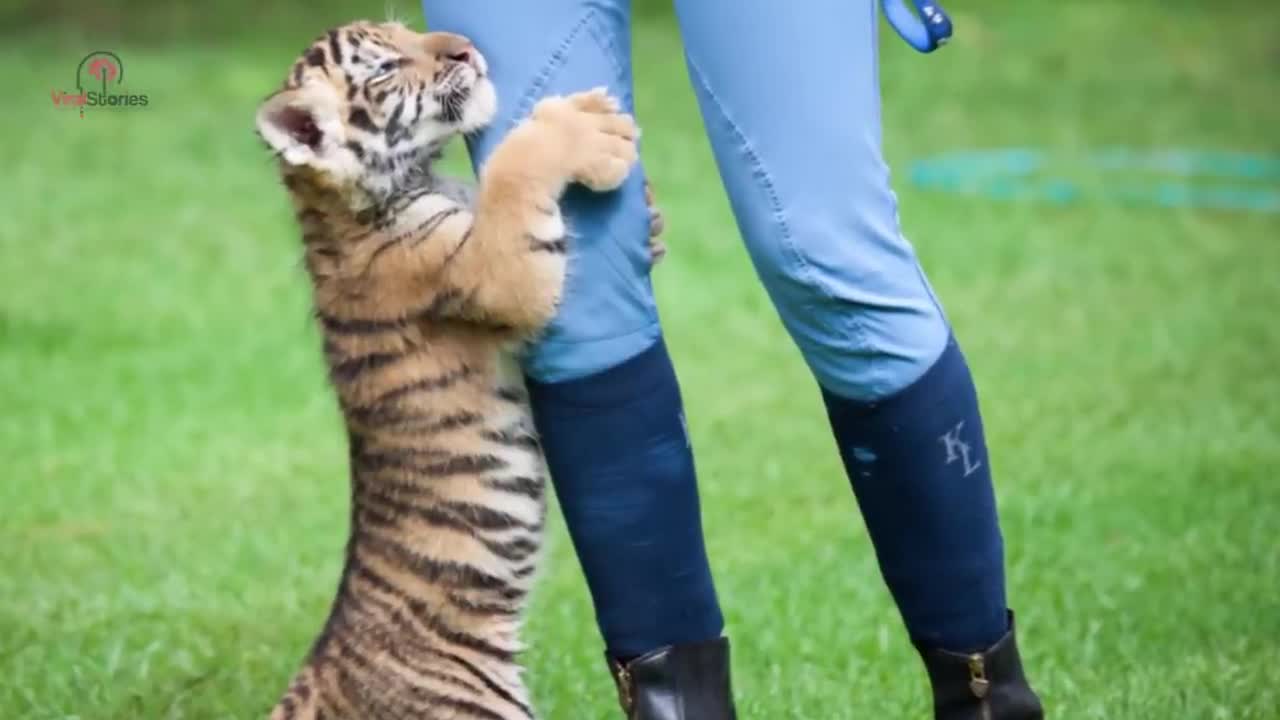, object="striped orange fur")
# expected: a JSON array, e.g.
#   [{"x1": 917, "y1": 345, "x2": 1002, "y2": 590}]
[{"x1": 254, "y1": 21, "x2": 646, "y2": 719}]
